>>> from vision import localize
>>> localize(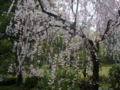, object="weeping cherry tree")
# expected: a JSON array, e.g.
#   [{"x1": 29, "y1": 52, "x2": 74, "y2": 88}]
[{"x1": 6, "y1": 0, "x2": 120, "y2": 90}]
